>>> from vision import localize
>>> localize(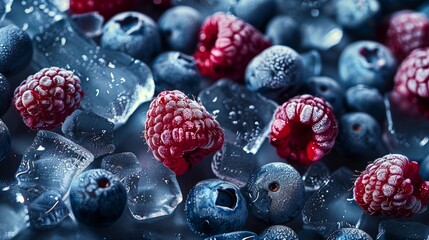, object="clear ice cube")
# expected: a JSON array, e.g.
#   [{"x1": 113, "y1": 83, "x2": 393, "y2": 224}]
[
  {"x1": 0, "y1": 184, "x2": 29, "y2": 240},
  {"x1": 7, "y1": 0, "x2": 155, "y2": 127},
  {"x1": 377, "y1": 220, "x2": 429, "y2": 240},
  {"x1": 302, "y1": 167, "x2": 363, "y2": 237},
  {"x1": 198, "y1": 80, "x2": 278, "y2": 154},
  {"x1": 125, "y1": 157, "x2": 182, "y2": 221},
  {"x1": 15, "y1": 131, "x2": 94, "y2": 201},
  {"x1": 50, "y1": 0, "x2": 69, "y2": 12},
  {"x1": 62, "y1": 110, "x2": 115, "y2": 158},
  {"x1": 302, "y1": 162, "x2": 330, "y2": 192},
  {"x1": 28, "y1": 190, "x2": 69, "y2": 229},
  {"x1": 101, "y1": 152, "x2": 142, "y2": 182},
  {"x1": 71, "y1": 12, "x2": 104, "y2": 38},
  {"x1": 212, "y1": 142, "x2": 259, "y2": 187}
]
